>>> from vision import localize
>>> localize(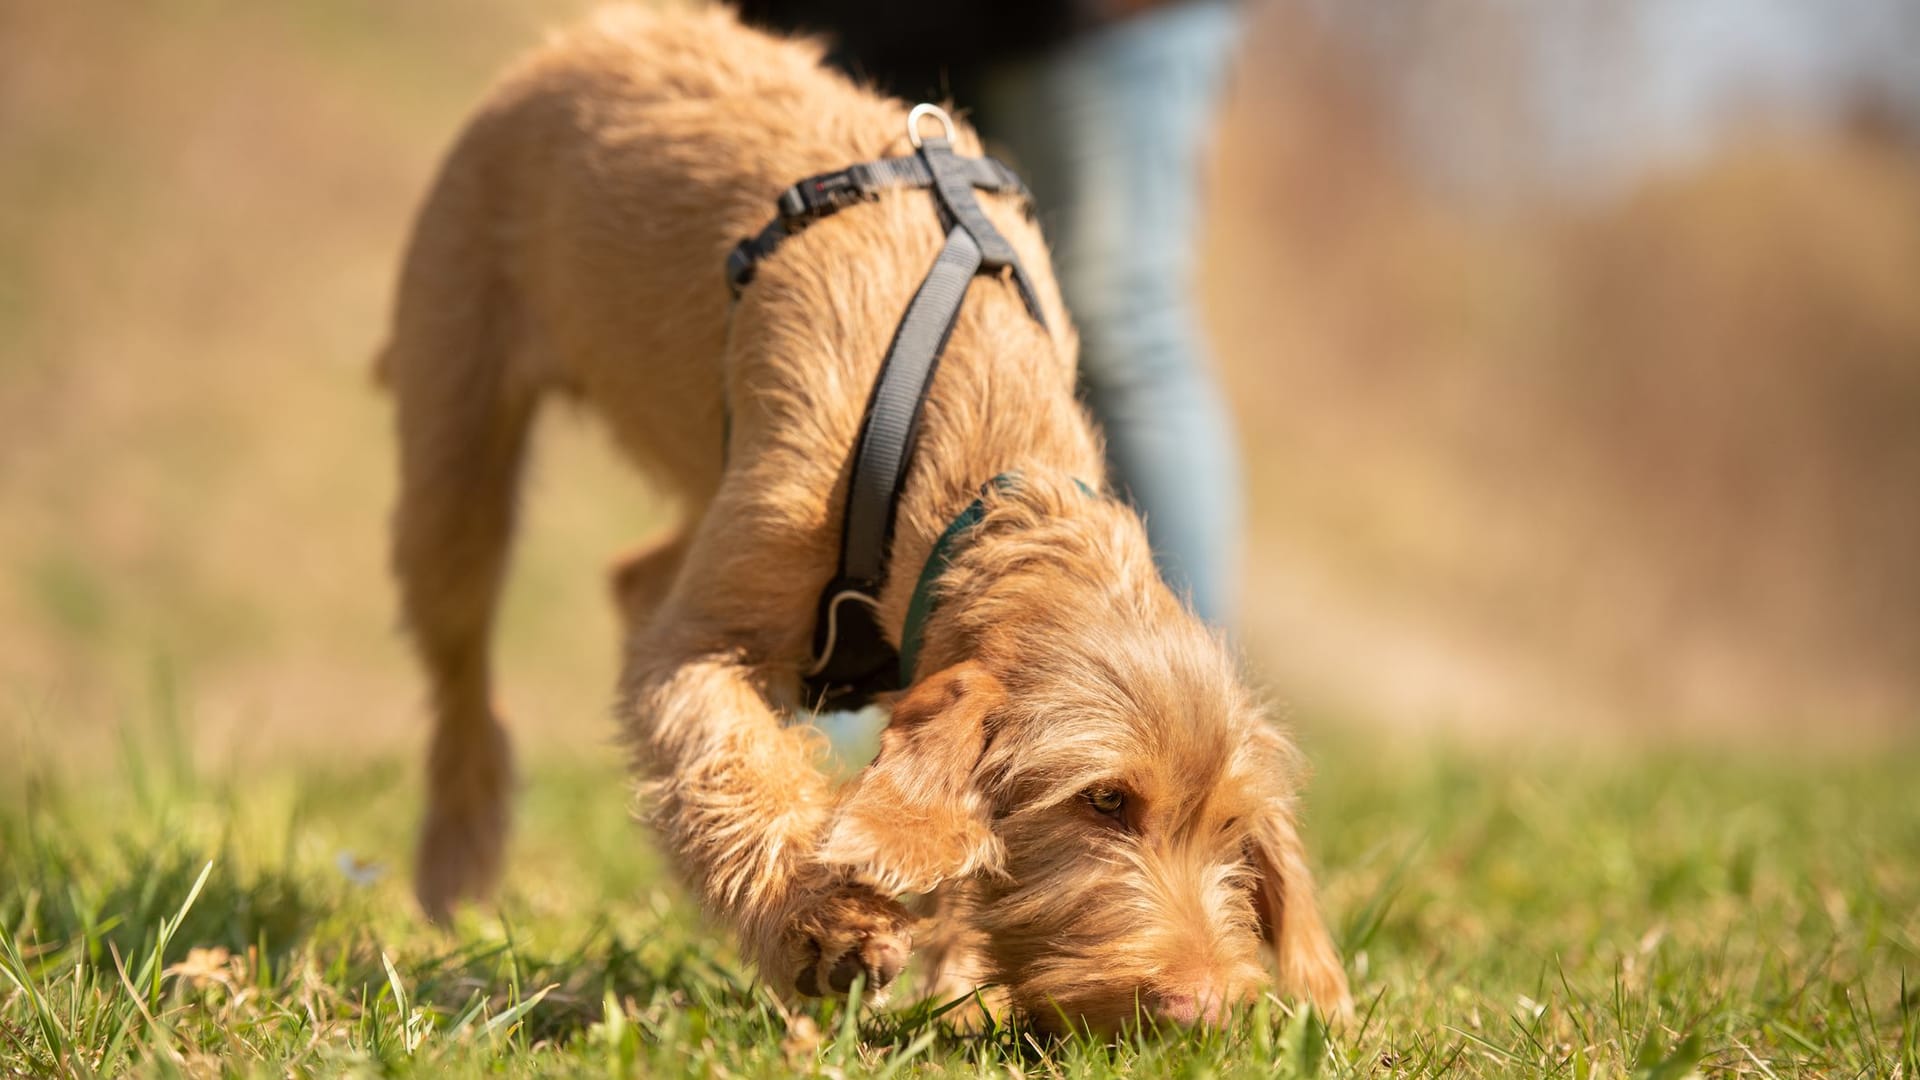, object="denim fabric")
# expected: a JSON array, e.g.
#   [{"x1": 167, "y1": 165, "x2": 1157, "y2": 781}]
[{"x1": 978, "y1": 0, "x2": 1245, "y2": 626}]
